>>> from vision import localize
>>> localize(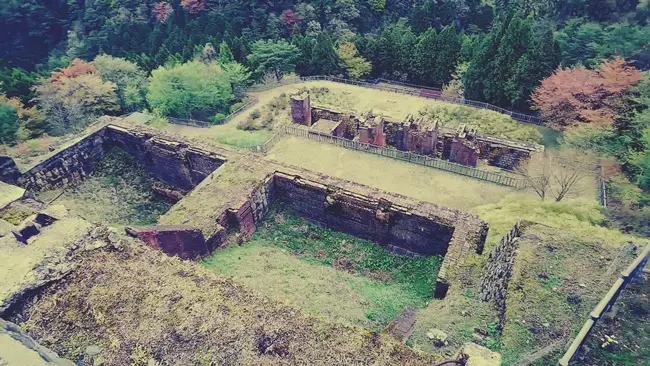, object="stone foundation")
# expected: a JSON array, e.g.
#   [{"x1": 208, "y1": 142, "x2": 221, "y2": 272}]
[
  {"x1": 125, "y1": 225, "x2": 209, "y2": 260},
  {"x1": 274, "y1": 172, "x2": 455, "y2": 256},
  {"x1": 4, "y1": 125, "x2": 226, "y2": 192}
]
